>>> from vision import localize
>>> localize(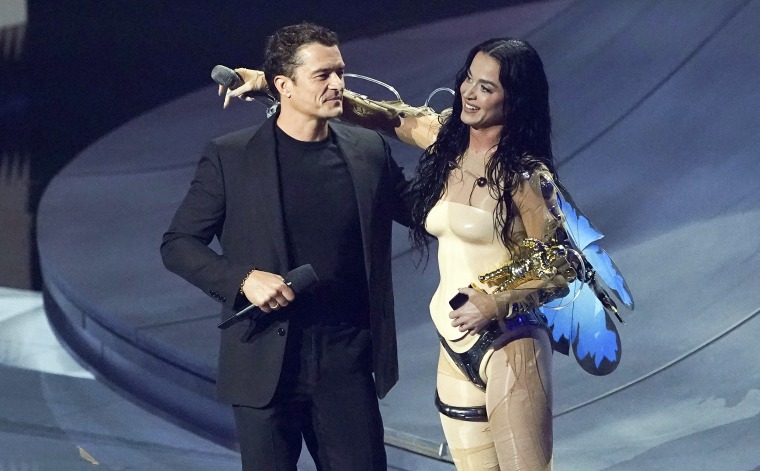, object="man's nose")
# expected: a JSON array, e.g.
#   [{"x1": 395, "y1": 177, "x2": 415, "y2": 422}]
[{"x1": 328, "y1": 72, "x2": 344, "y2": 88}]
